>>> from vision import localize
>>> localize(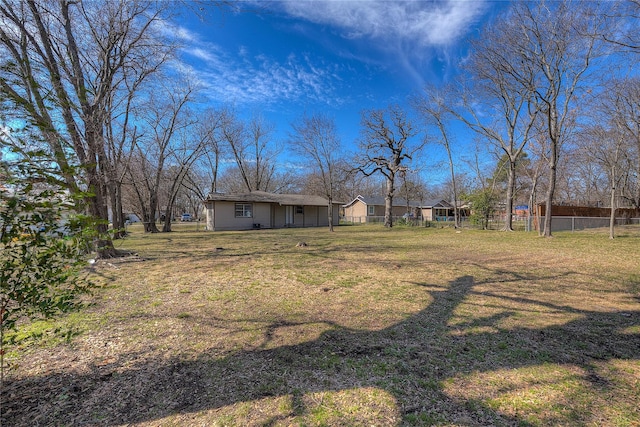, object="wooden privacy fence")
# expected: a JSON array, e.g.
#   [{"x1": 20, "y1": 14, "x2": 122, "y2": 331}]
[{"x1": 535, "y1": 204, "x2": 640, "y2": 218}]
